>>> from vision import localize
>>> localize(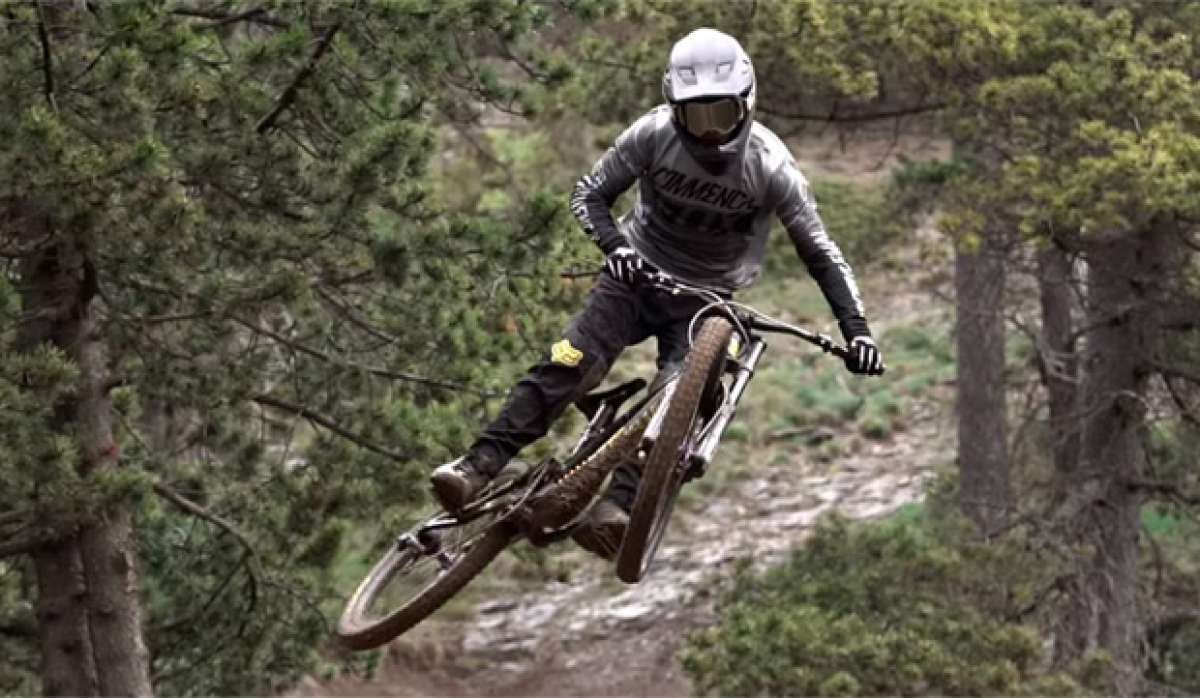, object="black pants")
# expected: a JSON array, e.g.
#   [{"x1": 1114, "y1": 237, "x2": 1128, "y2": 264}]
[{"x1": 470, "y1": 272, "x2": 715, "y2": 508}]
